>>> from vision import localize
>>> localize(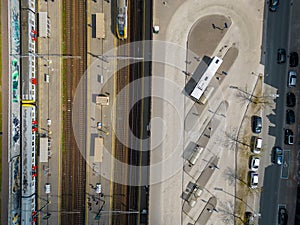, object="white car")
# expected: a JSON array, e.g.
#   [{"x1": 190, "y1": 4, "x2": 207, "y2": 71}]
[
  {"x1": 250, "y1": 156, "x2": 260, "y2": 171},
  {"x1": 249, "y1": 171, "x2": 258, "y2": 189},
  {"x1": 47, "y1": 118, "x2": 51, "y2": 126},
  {"x1": 95, "y1": 183, "x2": 102, "y2": 194},
  {"x1": 288, "y1": 70, "x2": 297, "y2": 87},
  {"x1": 251, "y1": 136, "x2": 262, "y2": 154},
  {"x1": 45, "y1": 183, "x2": 51, "y2": 194}
]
